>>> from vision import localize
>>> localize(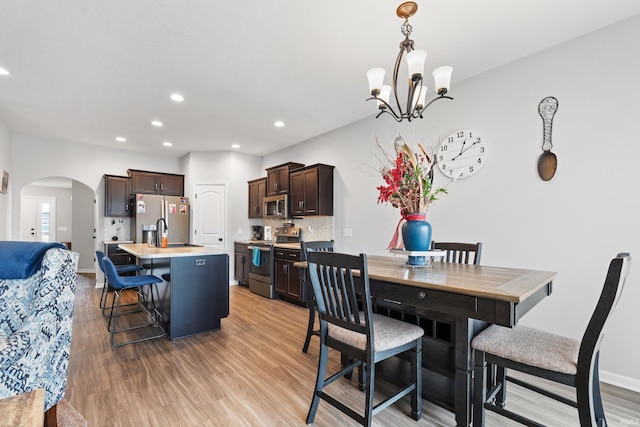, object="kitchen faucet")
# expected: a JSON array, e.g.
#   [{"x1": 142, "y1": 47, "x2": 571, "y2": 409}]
[{"x1": 156, "y1": 218, "x2": 168, "y2": 247}]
